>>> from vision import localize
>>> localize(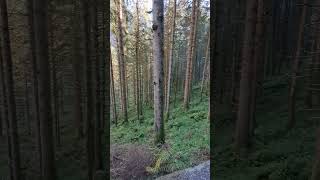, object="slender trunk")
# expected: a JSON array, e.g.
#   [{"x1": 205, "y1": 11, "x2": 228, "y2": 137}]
[
  {"x1": 33, "y1": 0, "x2": 56, "y2": 178},
  {"x1": 288, "y1": 0, "x2": 307, "y2": 130},
  {"x1": 0, "y1": 44, "x2": 13, "y2": 180},
  {"x1": 101, "y1": 0, "x2": 107, "y2": 132},
  {"x1": 249, "y1": 0, "x2": 265, "y2": 137},
  {"x1": 111, "y1": 61, "x2": 117, "y2": 125},
  {"x1": 153, "y1": 0, "x2": 165, "y2": 145},
  {"x1": 173, "y1": 44, "x2": 180, "y2": 108},
  {"x1": 183, "y1": 0, "x2": 198, "y2": 109},
  {"x1": 25, "y1": 73, "x2": 31, "y2": 135},
  {"x1": 135, "y1": 1, "x2": 141, "y2": 121},
  {"x1": 165, "y1": 0, "x2": 177, "y2": 121},
  {"x1": 116, "y1": 0, "x2": 128, "y2": 122},
  {"x1": 27, "y1": 0, "x2": 42, "y2": 174},
  {"x1": 235, "y1": 0, "x2": 258, "y2": 153},
  {"x1": 200, "y1": 31, "x2": 210, "y2": 101},
  {"x1": 0, "y1": 0, "x2": 21, "y2": 179},
  {"x1": 81, "y1": 0, "x2": 94, "y2": 178},
  {"x1": 72, "y1": 0, "x2": 84, "y2": 139},
  {"x1": 52, "y1": 59, "x2": 60, "y2": 147},
  {"x1": 92, "y1": 0, "x2": 102, "y2": 170}
]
